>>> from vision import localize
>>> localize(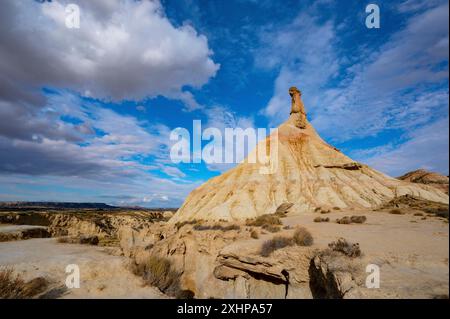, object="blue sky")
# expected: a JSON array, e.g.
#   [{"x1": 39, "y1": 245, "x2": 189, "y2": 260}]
[{"x1": 0, "y1": 0, "x2": 448, "y2": 207}]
